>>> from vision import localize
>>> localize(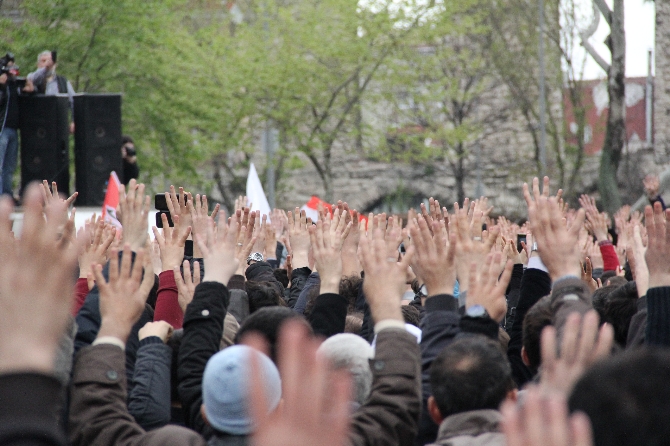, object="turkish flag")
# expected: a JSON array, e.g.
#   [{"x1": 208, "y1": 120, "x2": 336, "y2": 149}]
[{"x1": 101, "y1": 171, "x2": 122, "y2": 229}]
